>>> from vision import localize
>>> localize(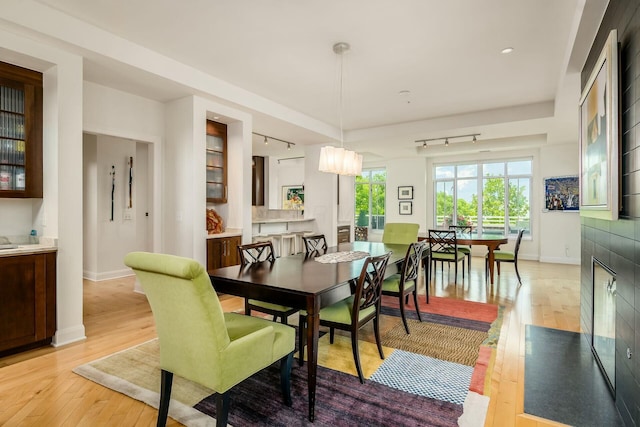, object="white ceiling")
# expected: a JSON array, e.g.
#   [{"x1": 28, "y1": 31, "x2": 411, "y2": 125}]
[{"x1": 32, "y1": 0, "x2": 608, "y2": 160}]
